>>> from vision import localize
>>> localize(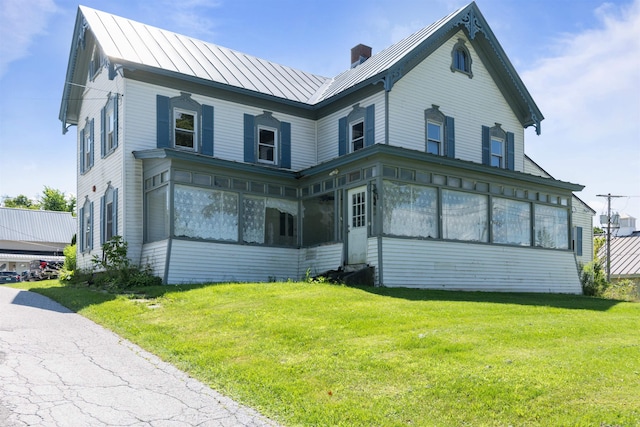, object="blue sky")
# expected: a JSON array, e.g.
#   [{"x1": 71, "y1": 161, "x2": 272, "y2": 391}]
[{"x1": 1, "y1": 0, "x2": 639, "y2": 225}]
